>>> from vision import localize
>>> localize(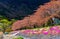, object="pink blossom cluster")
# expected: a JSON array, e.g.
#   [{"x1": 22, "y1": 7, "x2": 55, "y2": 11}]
[{"x1": 21, "y1": 26, "x2": 60, "y2": 35}]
